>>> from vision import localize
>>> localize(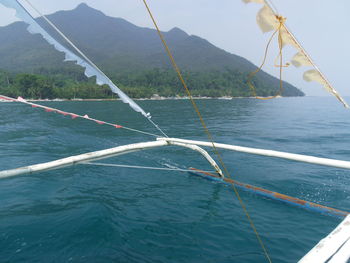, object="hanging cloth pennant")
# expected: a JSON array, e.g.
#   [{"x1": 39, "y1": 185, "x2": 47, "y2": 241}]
[
  {"x1": 291, "y1": 52, "x2": 313, "y2": 67},
  {"x1": 56, "y1": 110, "x2": 69, "y2": 116},
  {"x1": 0, "y1": 0, "x2": 152, "y2": 119},
  {"x1": 303, "y1": 69, "x2": 326, "y2": 83},
  {"x1": 243, "y1": 0, "x2": 349, "y2": 108},
  {"x1": 303, "y1": 69, "x2": 348, "y2": 106},
  {"x1": 95, "y1": 120, "x2": 106, "y2": 125},
  {"x1": 256, "y1": 5, "x2": 278, "y2": 33},
  {"x1": 278, "y1": 27, "x2": 298, "y2": 48}
]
